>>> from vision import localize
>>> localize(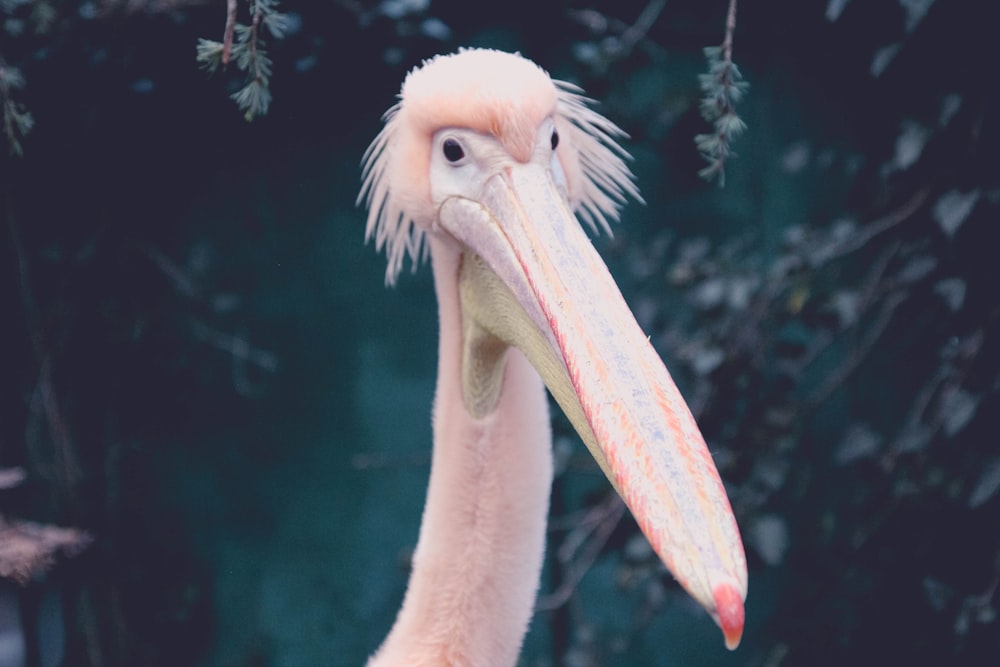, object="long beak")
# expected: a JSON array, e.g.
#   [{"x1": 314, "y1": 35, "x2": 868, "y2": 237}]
[{"x1": 438, "y1": 163, "x2": 747, "y2": 649}]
